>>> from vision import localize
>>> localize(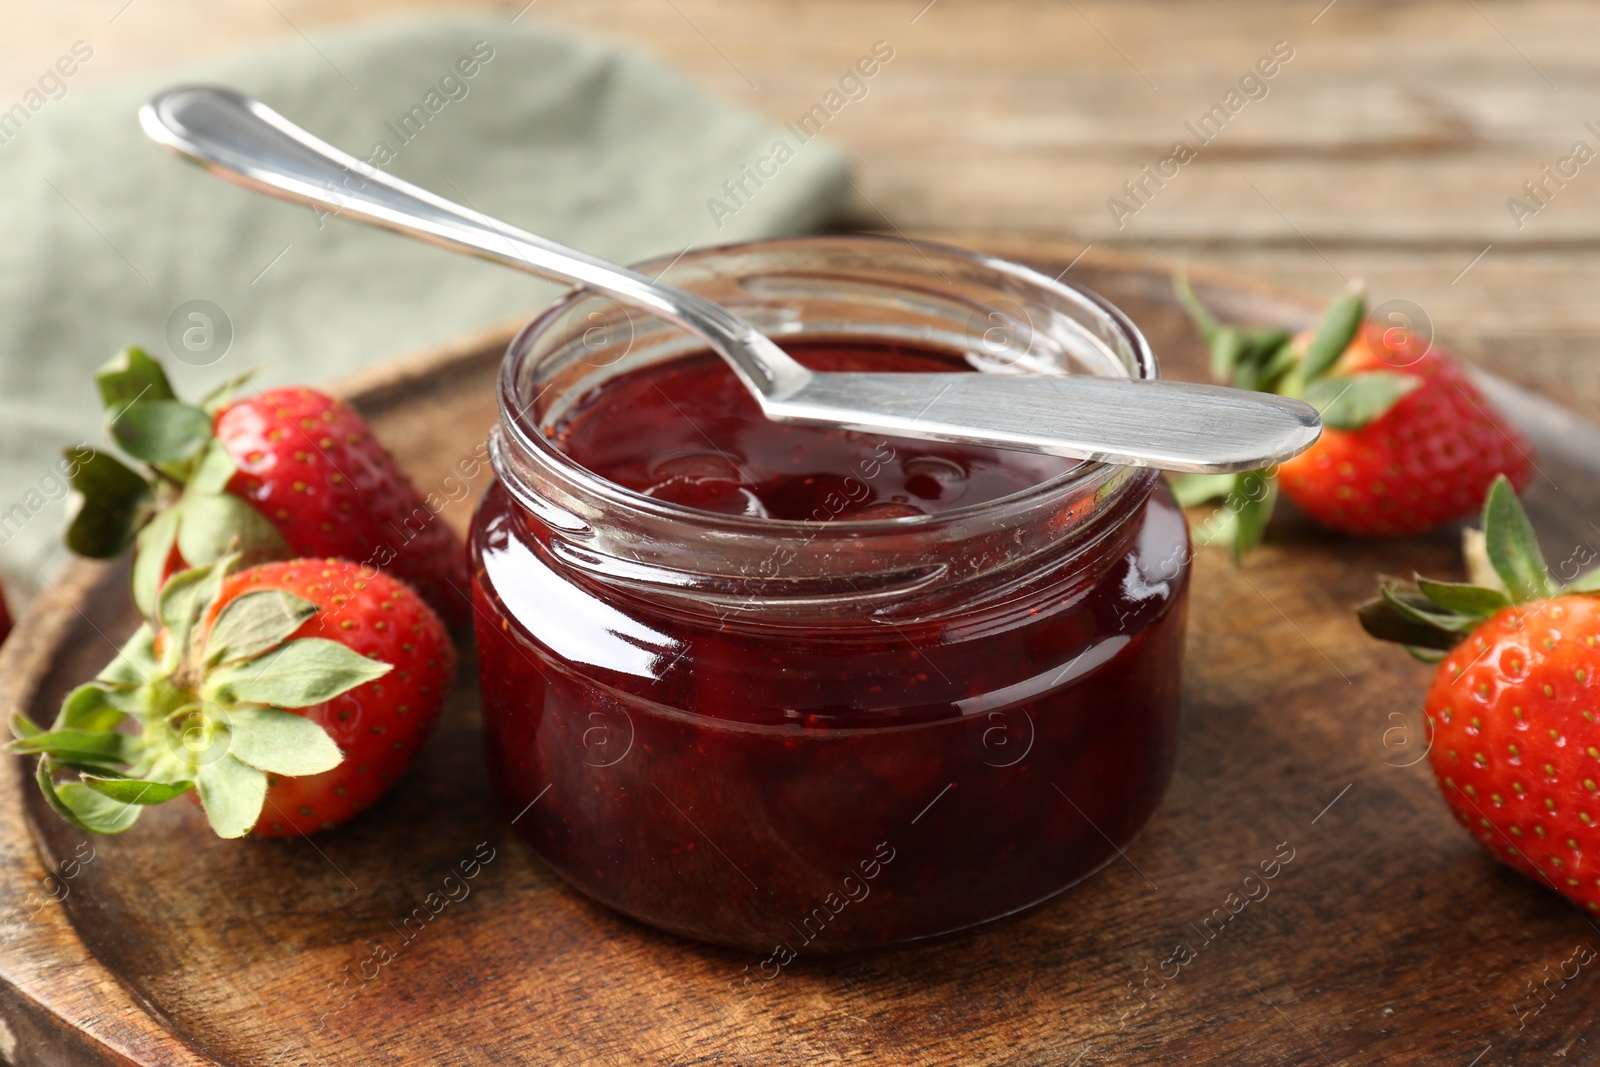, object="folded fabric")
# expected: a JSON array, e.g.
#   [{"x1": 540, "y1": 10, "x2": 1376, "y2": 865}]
[{"x1": 0, "y1": 13, "x2": 850, "y2": 598}]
